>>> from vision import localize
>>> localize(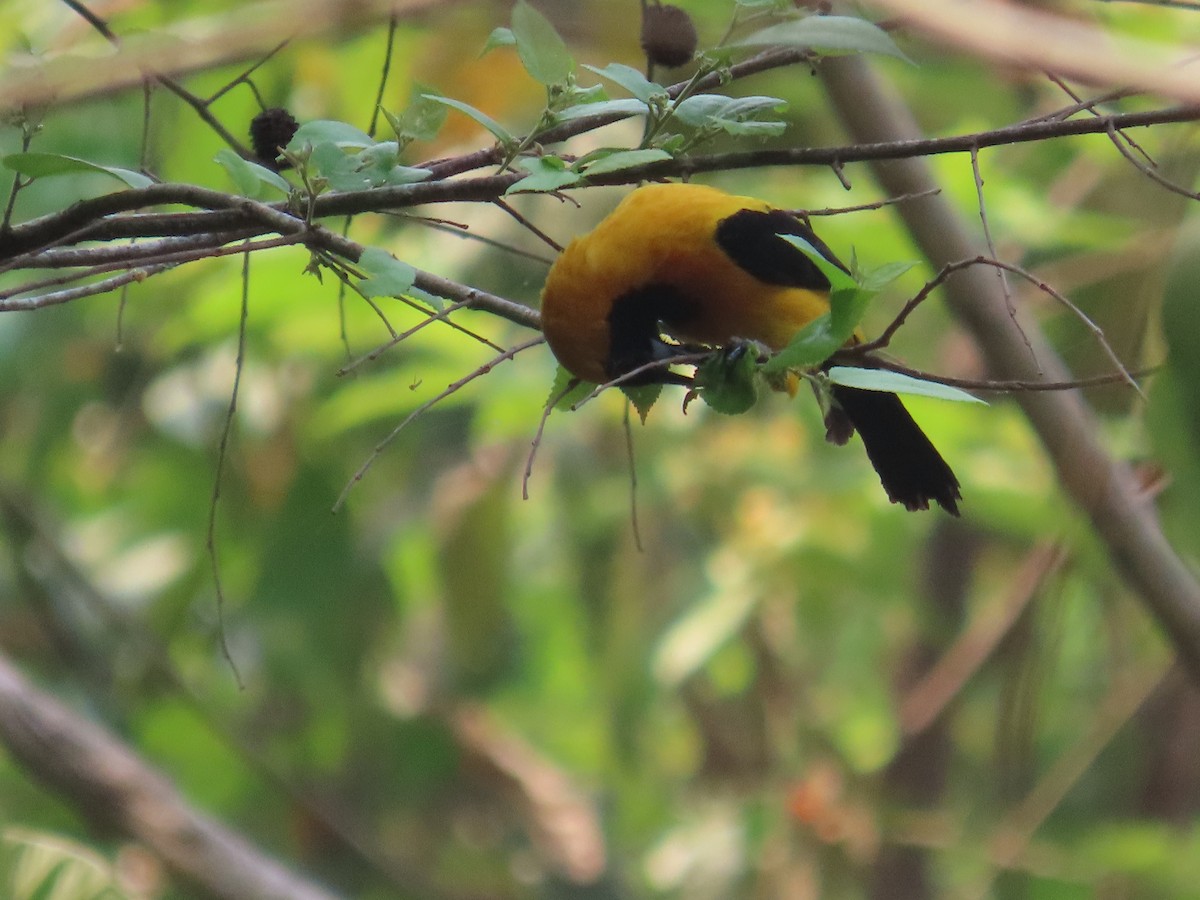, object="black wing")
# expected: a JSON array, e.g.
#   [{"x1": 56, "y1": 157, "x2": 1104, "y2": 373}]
[{"x1": 714, "y1": 208, "x2": 849, "y2": 290}]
